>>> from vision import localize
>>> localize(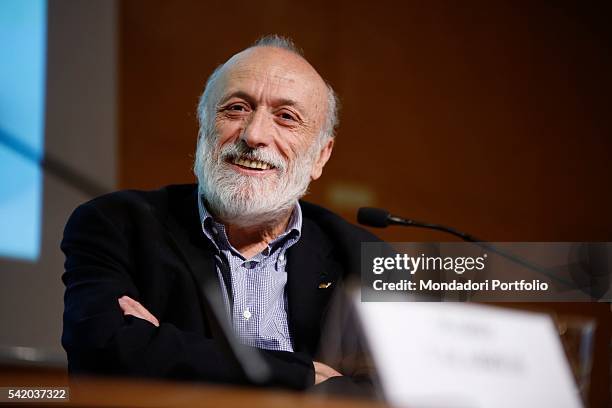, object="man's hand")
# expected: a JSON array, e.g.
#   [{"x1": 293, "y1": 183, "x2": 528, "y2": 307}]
[
  {"x1": 118, "y1": 295, "x2": 159, "y2": 327},
  {"x1": 313, "y1": 361, "x2": 342, "y2": 384}
]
